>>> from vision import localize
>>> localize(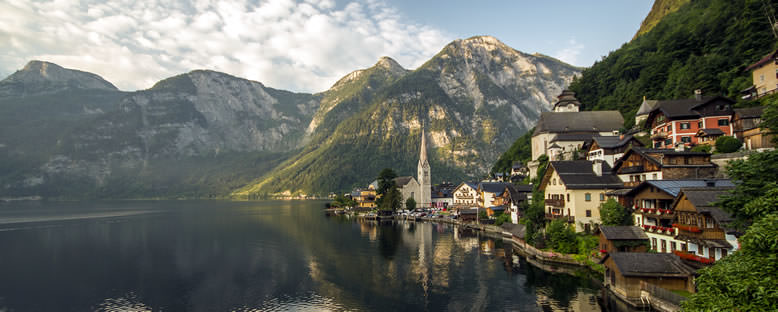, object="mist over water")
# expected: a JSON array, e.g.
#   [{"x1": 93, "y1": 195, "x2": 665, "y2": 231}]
[{"x1": 0, "y1": 200, "x2": 609, "y2": 311}]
